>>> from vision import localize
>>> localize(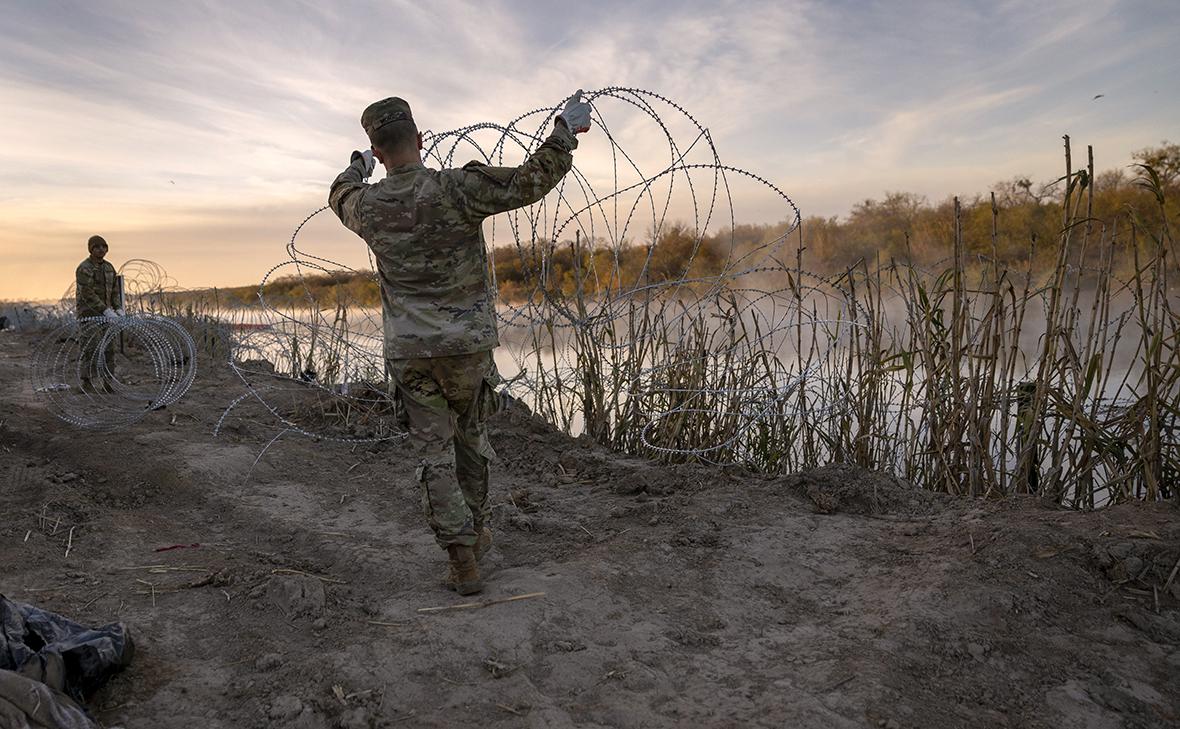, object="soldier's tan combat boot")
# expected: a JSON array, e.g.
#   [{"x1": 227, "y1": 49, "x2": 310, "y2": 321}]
[
  {"x1": 445, "y1": 544, "x2": 482, "y2": 595},
  {"x1": 474, "y1": 527, "x2": 493, "y2": 562}
]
